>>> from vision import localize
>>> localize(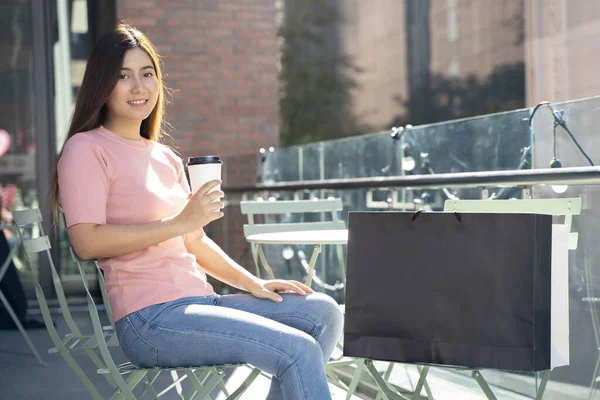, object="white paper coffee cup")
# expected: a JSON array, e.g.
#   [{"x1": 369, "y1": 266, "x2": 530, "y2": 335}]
[{"x1": 187, "y1": 156, "x2": 223, "y2": 194}]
